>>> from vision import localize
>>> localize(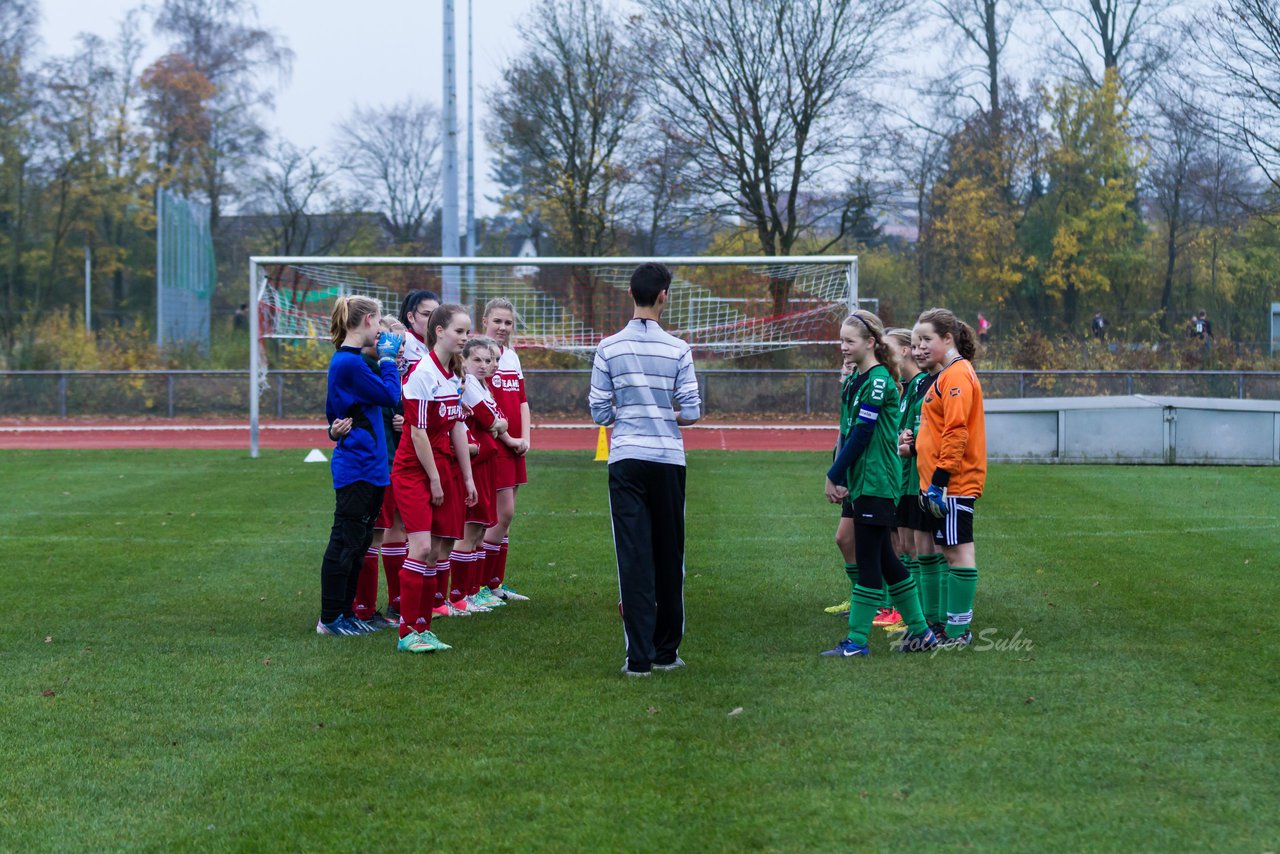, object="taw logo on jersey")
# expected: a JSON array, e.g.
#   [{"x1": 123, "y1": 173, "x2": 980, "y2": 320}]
[
  {"x1": 492, "y1": 375, "x2": 521, "y2": 393},
  {"x1": 438, "y1": 401, "x2": 462, "y2": 420}
]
